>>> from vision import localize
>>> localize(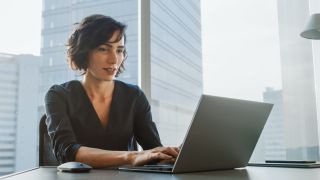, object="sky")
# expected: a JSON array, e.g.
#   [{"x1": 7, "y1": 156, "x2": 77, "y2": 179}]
[
  {"x1": 201, "y1": 0, "x2": 282, "y2": 101},
  {"x1": 0, "y1": 0, "x2": 42, "y2": 55},
  {"x1": 0, "y1": 0, "x2": 282, "y2": 101}
]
